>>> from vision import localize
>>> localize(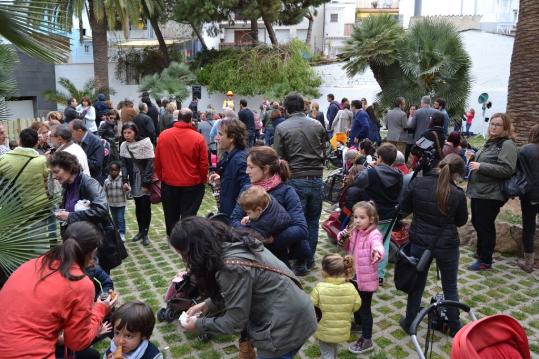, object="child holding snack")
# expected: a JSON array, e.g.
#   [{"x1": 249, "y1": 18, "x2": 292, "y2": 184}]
[
  {"x1": 238, "y1": 185, "x2": 292, "y2": 243},
  {"x1": 337, "y1": 201, "x2": 384, "y2": 354},
  {"x1": 105, "y1": 302, "x2": 163, "y2": 359},
  {"x1": 310, "y1": 253, "x2": 361, "y2": 359}
]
